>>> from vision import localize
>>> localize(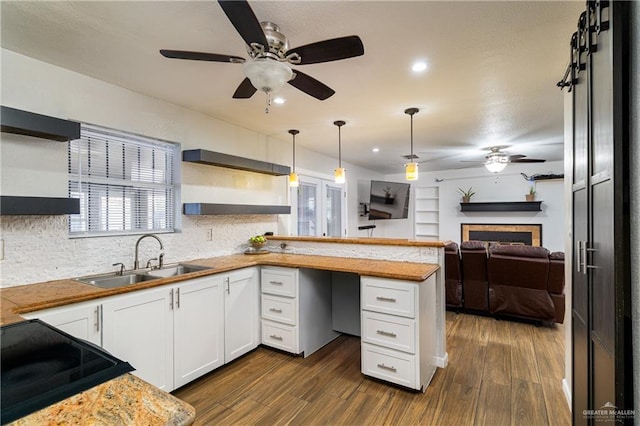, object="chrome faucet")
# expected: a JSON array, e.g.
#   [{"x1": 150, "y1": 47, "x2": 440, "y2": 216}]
[{"x1": 134, "y1": 234, "x2": 164, "y2": 270}]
